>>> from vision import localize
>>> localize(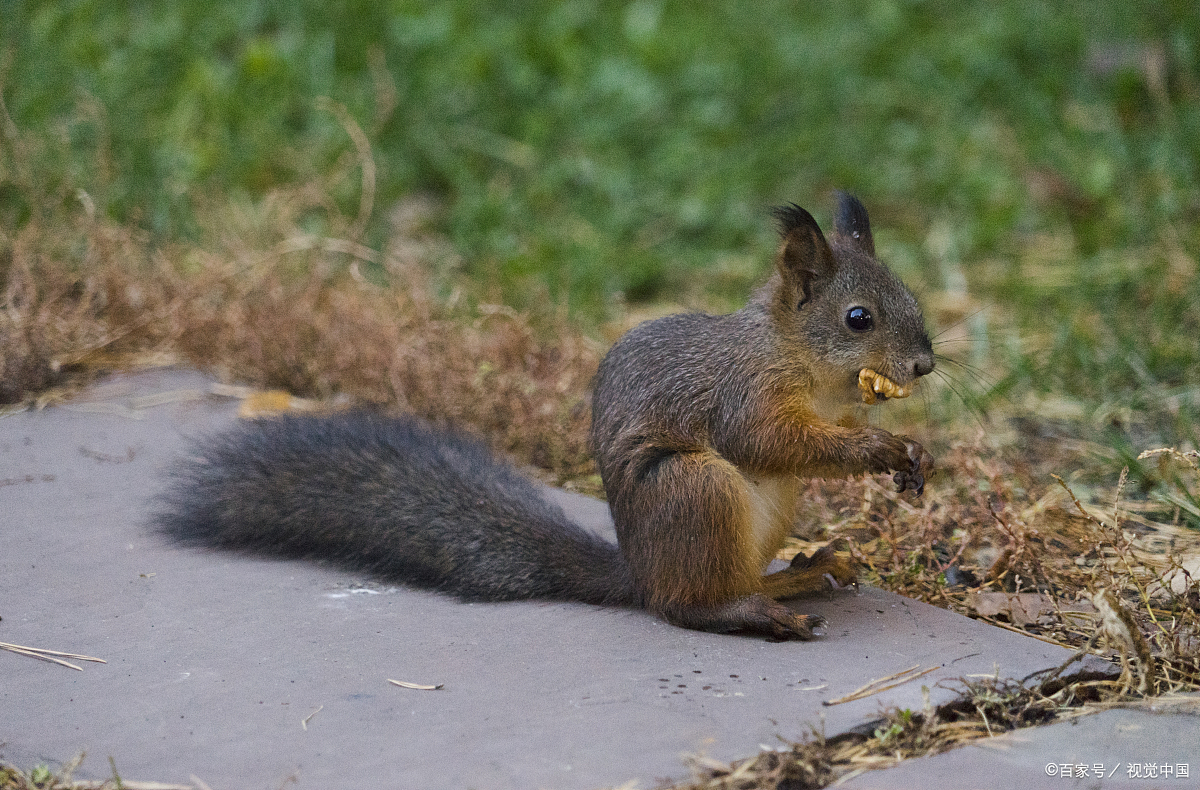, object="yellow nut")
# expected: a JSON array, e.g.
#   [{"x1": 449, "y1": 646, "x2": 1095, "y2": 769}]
[{"x1": 858, "y1": 368, "x2": 913, "y2": 405}]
